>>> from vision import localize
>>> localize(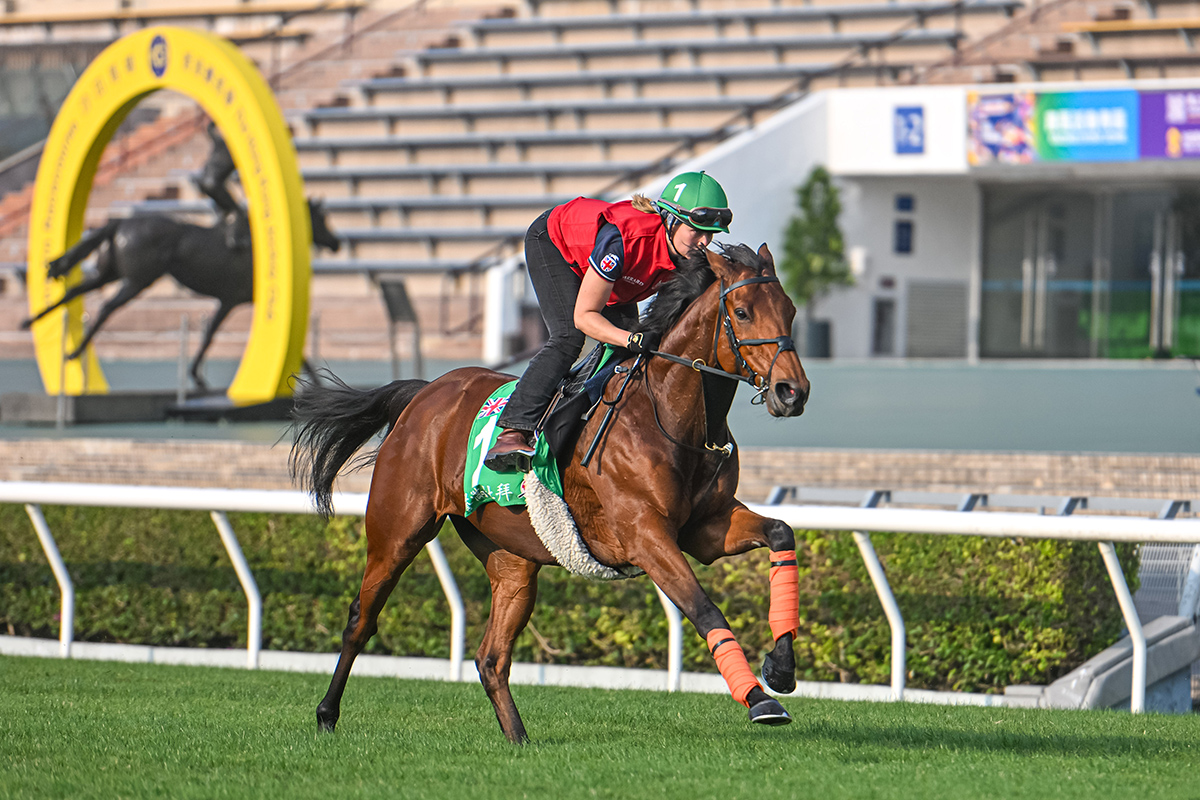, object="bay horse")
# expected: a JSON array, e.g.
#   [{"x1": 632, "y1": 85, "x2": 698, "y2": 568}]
[
  {"x1": 21, "y1": 200, "x2": 341, "y2": 390},
  {"x1": 290, "y1": 242, "x2": 810, "y2": 743}
]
